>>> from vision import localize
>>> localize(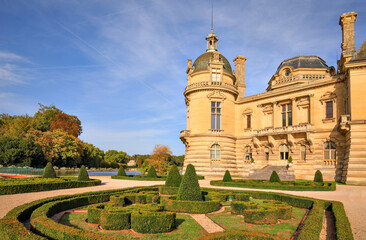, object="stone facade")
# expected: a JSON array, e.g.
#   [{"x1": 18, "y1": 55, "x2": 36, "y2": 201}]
[{"x1": 180, "y1": 12, "x2": 366, "y2": 184}]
